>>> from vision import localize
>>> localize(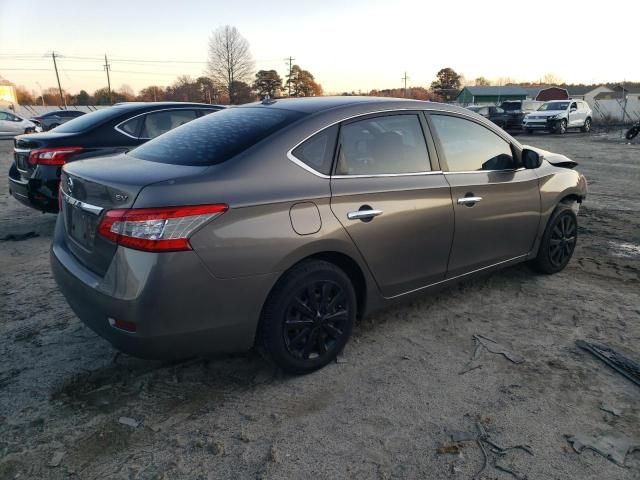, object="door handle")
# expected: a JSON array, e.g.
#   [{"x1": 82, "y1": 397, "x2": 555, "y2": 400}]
[
  {"x1": 347, "y1": 209, "x2": 383, "y2": 221},
  {"x1": 457, "y1": 196, "x2": 483, "y2": 205}
]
